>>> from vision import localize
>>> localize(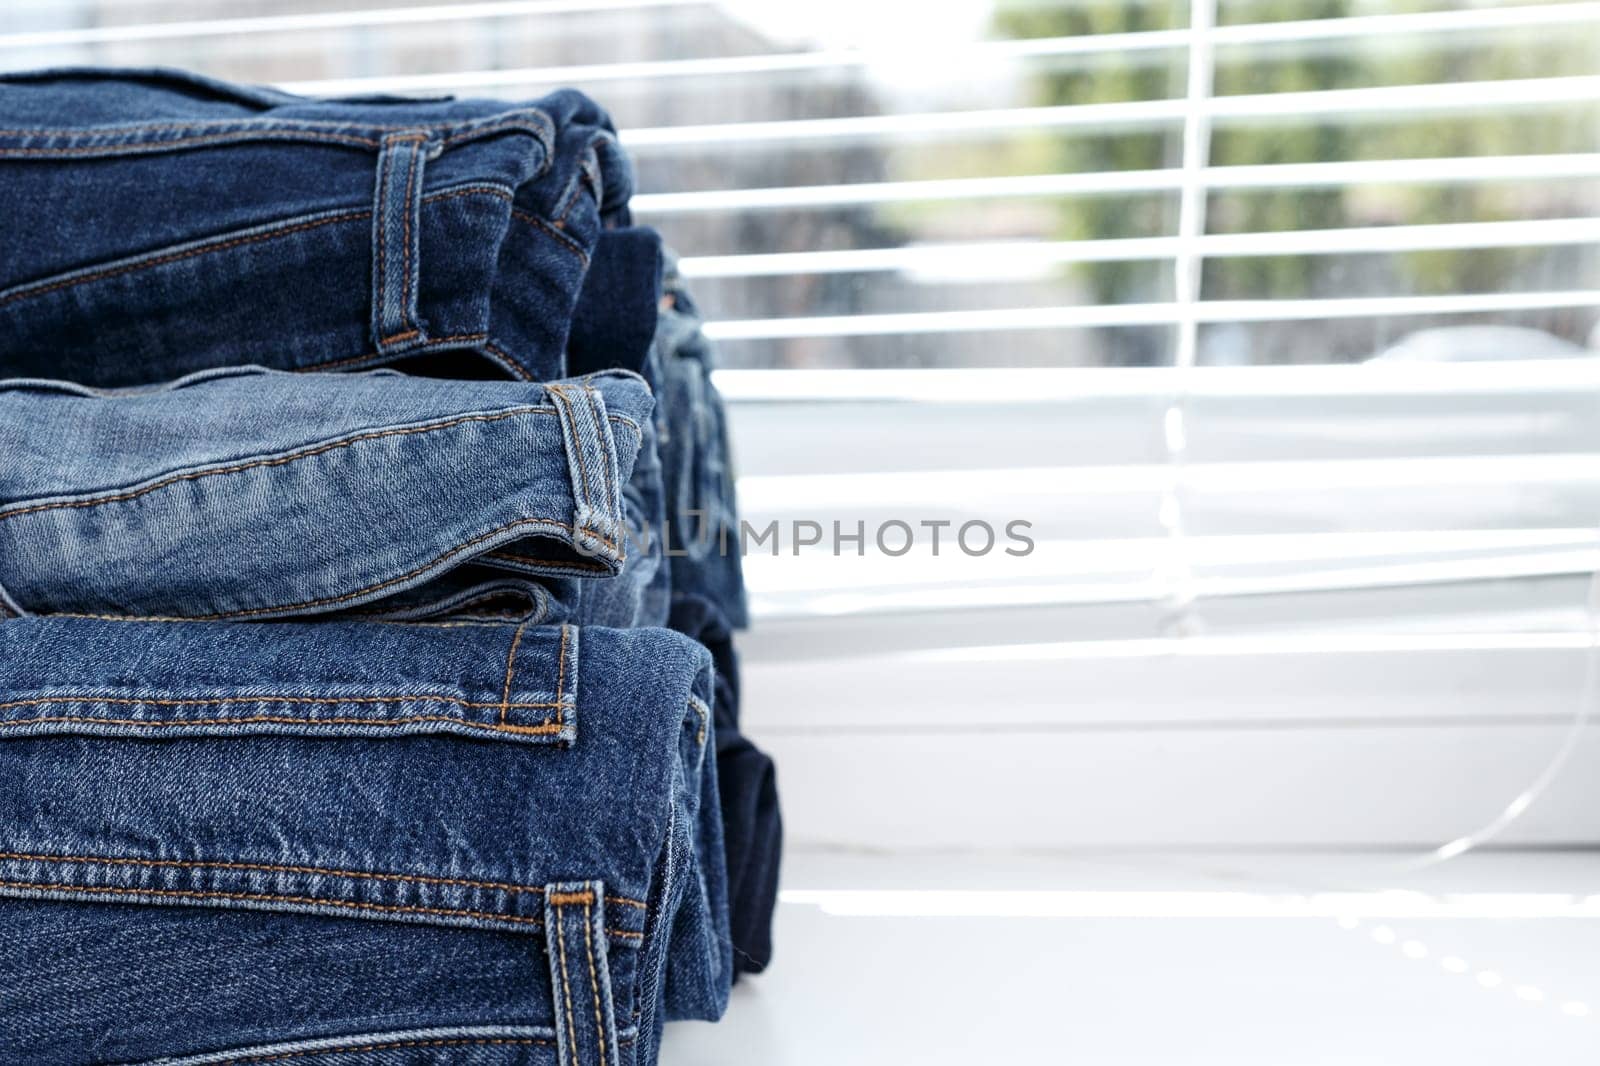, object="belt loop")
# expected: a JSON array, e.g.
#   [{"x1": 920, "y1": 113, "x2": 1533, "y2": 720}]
[
  {"x1": 370, "y1": 130, "x2": 438, "y2": 355},
  {"x1": 544, "y1": 880, "x2": 620, "y2": 1066},
  {"x1": 546, "y1": 382, "x2": 625, "y2": 563}
]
